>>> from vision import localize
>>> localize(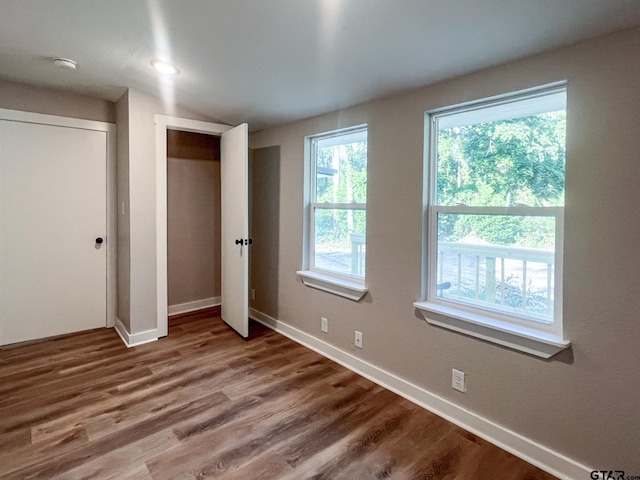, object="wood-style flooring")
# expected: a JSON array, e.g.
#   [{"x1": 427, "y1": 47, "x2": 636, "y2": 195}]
[{"x1": 0, "y1": 308, "x2": 556, "y2": 479}]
